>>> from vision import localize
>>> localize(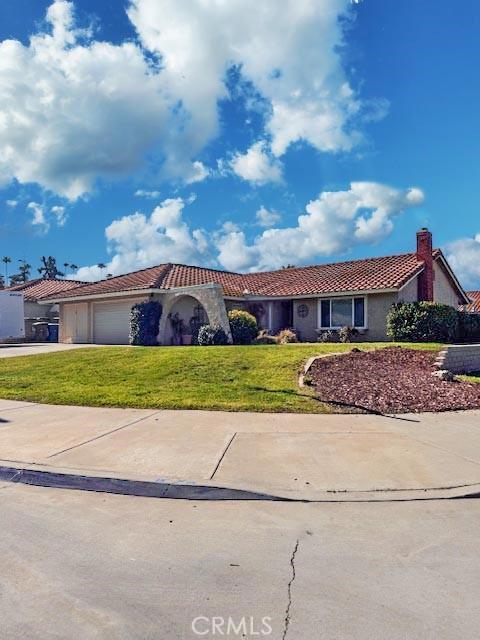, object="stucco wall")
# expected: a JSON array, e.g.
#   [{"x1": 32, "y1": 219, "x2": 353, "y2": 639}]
[
  {"x1": 433, "y1": 261, "x2": 461, "y2": 307},
  {"x1": 398, "y1": 276, "x2": 418, "y2": 303},
  {"x1": 292, "y1": 299, "x2": 317, "y2": 342},
  {"x1": 365, "y1": 292, "x2": 398, "y2": 341}
]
